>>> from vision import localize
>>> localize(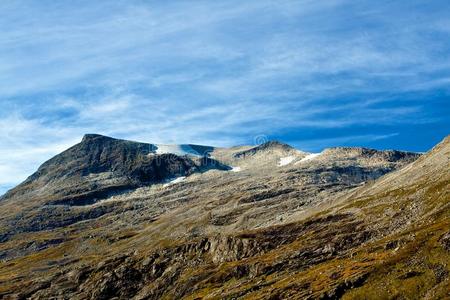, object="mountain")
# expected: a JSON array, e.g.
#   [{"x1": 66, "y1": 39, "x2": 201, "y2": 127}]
[
  {"x1": 1, "y1": 134, "x2": 228, "y2": 206},
  {"x1": 0, "y1": 134, "x2": 448, "y2": 299}
]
